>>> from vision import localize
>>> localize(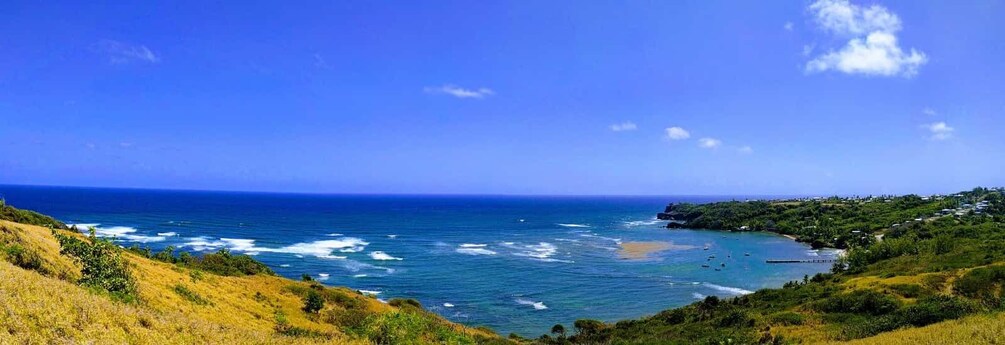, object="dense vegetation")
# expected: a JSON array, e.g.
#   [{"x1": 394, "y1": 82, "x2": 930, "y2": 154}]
[
  {"x1": 661, "y1": 187, "x2": 1002, "y2": 248},
  {"x1": 127, "y1": 244, "x2": 274, "y2": 276},
  {"x1": 0, "y1": 198, "x2": 66, "y2": 228},
  {"x1": 536, "y1": 187, "x2": 1005, "y2": 344}
]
